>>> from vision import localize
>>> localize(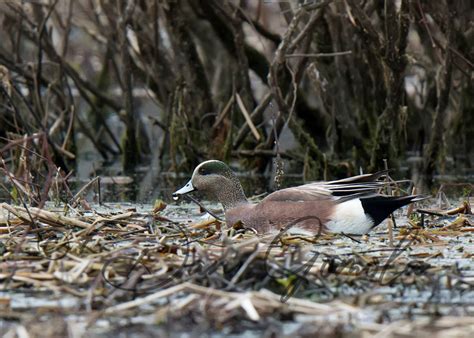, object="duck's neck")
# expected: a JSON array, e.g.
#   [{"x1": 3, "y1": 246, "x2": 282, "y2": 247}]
[{"x1": 216, "y1": 176, "x2": 248, "y2": 210}]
